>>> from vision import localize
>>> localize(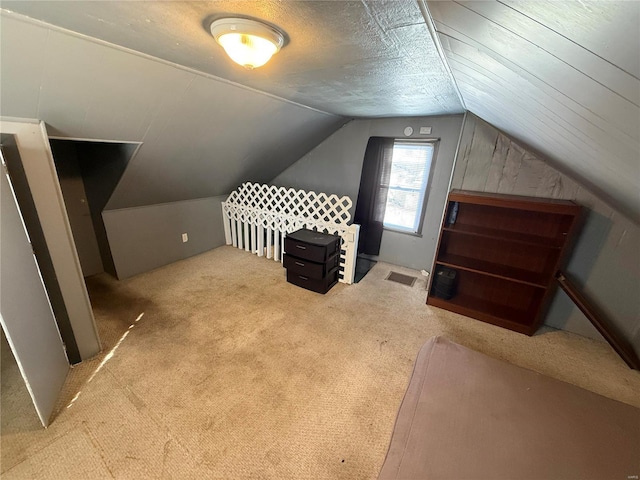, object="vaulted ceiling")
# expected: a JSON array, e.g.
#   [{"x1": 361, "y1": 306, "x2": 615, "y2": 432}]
[
  {"x1": 427, "y1": 1, "x2": 639, "y2": 223},
  {"x1": 1, "y1": 1, "x2": 638, "y2": 221}
]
